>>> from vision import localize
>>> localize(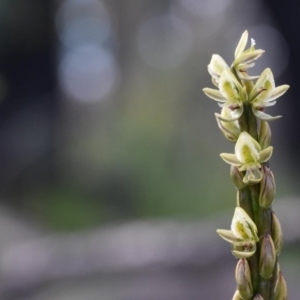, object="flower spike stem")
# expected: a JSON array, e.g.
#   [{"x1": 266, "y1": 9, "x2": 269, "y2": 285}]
[{"x1": 204, "y1": 30, "x2": 289, "y2": 299}]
